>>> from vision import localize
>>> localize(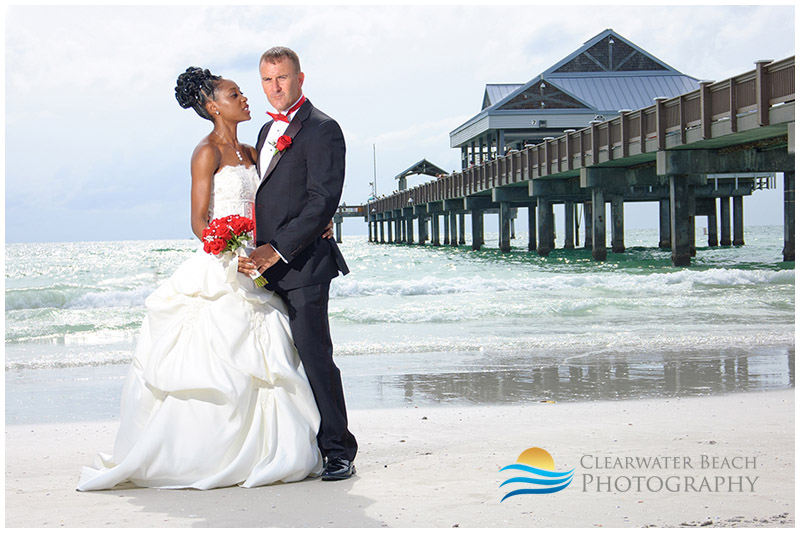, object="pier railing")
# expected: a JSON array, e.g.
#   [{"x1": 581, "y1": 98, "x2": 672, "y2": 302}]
[
  {"x1": 370, "y1": 56, "x2": 794, "y2": 214},
  {"x1": 336, "y1": 205, "x2": 365, "y2": 216}
]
